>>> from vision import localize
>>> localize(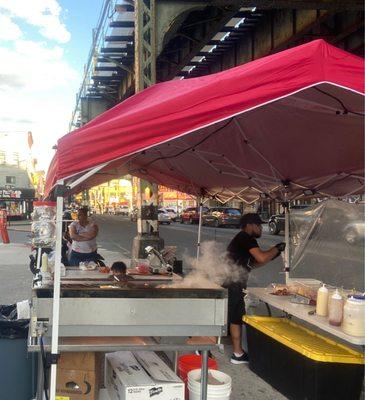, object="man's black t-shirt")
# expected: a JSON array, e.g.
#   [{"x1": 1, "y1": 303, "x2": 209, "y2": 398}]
[{"x1": 227, "y1": 231, "x2": 259, "y2": 271}]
